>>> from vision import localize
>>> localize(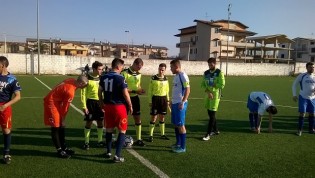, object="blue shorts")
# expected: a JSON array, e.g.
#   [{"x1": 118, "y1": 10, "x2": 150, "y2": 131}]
[
  {"x1": 171, "y1": 102, "x2": 188, "y2": 126},
  {"x1": 298, "y1": 95, "x2": 315, "y2": 113},
  {"x1": 247, "y1": 95, "x2": 258, "y2": 113}
]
